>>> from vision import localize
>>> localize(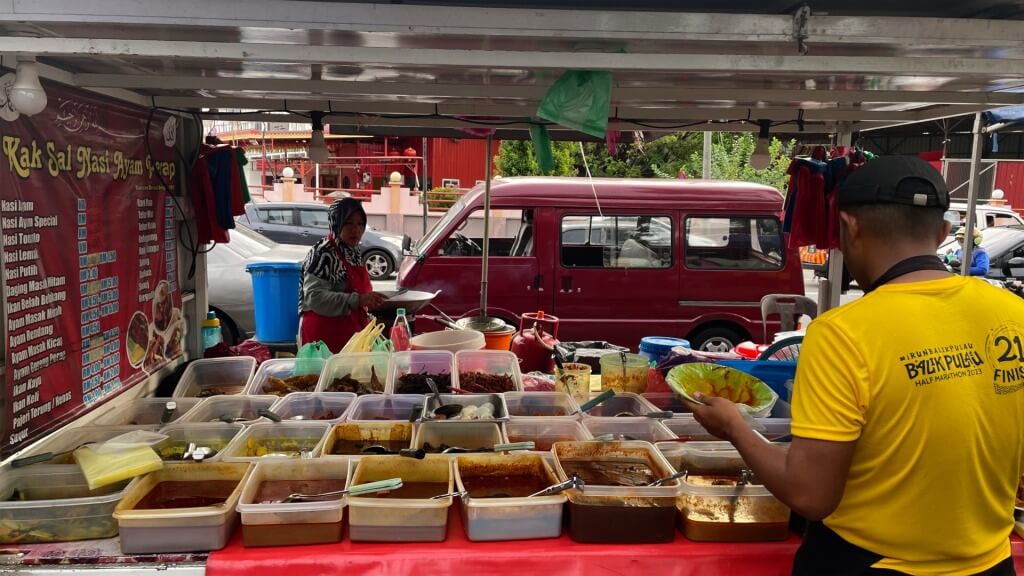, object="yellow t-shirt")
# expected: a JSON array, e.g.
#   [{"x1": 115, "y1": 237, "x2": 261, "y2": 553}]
[{"x1": 792, "y1": 275, "x2": 1024, "y2": 575}]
